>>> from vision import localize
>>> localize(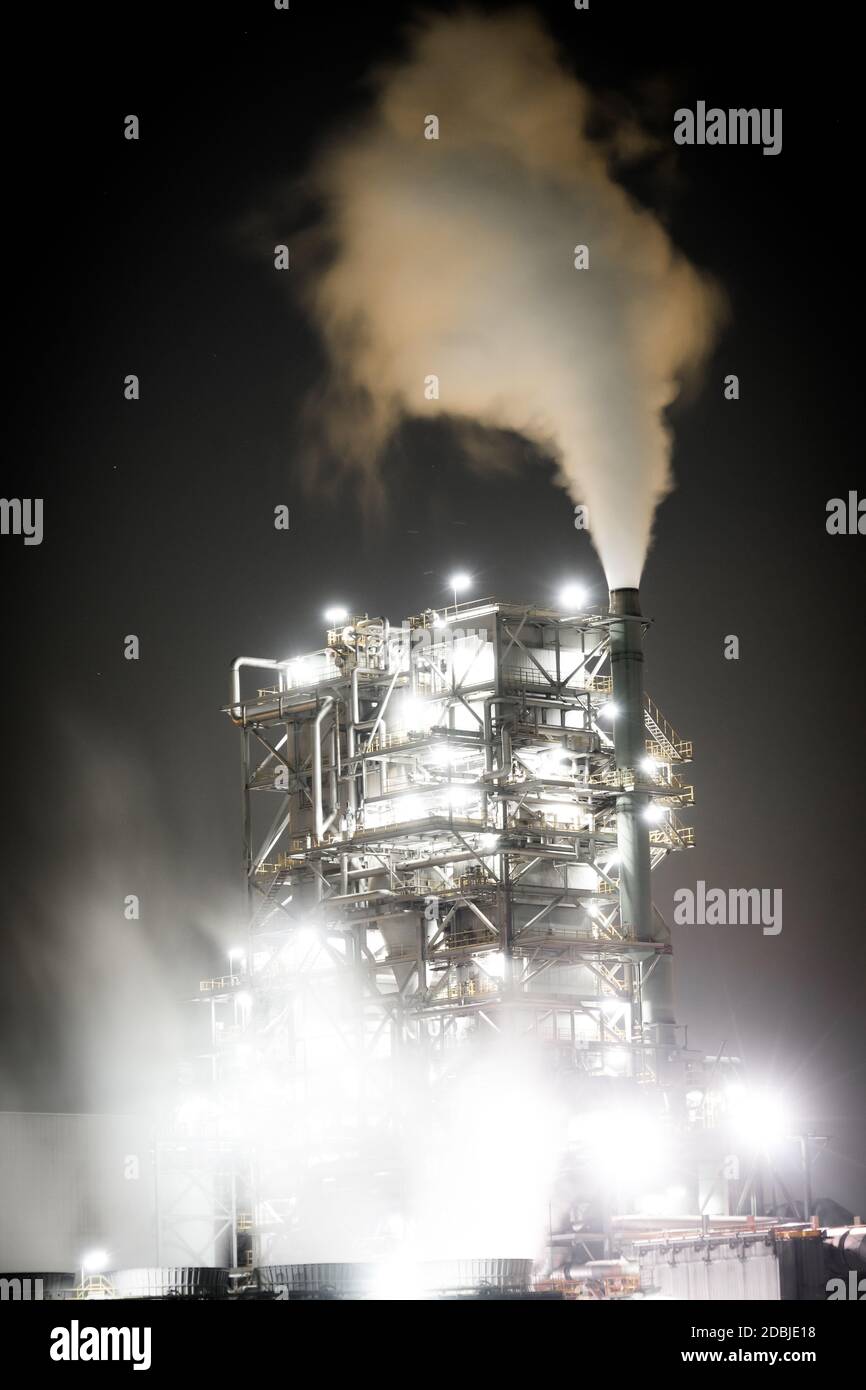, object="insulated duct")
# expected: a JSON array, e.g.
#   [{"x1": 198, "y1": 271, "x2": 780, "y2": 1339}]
[{"x1": 608, "y1": 589, "x2": 676, "y2": 1040}]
